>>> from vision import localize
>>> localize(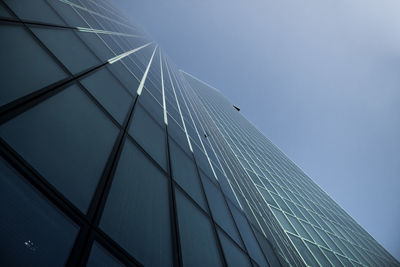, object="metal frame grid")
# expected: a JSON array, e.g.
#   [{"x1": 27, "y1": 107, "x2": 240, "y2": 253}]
[{"x1": 1, "y1": 0, "x2": 398, "y2": 266}]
